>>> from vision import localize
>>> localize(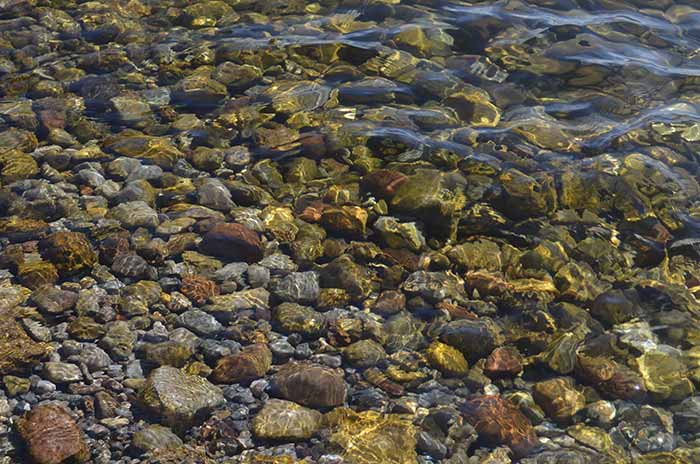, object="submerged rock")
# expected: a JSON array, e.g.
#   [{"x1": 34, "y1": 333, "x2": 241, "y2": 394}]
[
  {"x1": 140, "y1": 366, "x2": 225, "y2": 431},
  {"x1": 18, "y1": 403, "x2": 88, "y2": 464}
]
